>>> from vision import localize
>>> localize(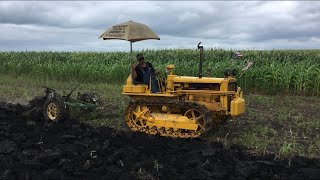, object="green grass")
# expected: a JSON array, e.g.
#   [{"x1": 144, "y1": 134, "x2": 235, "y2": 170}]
[{"x1": 205, "y1": 94, "x2": 320, "y2": 159}]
